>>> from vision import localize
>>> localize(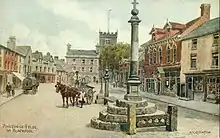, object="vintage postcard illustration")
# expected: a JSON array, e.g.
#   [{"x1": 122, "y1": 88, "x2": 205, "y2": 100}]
[{"x1": 0, "y1": 0, "x2": 219, "y2": 138}]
